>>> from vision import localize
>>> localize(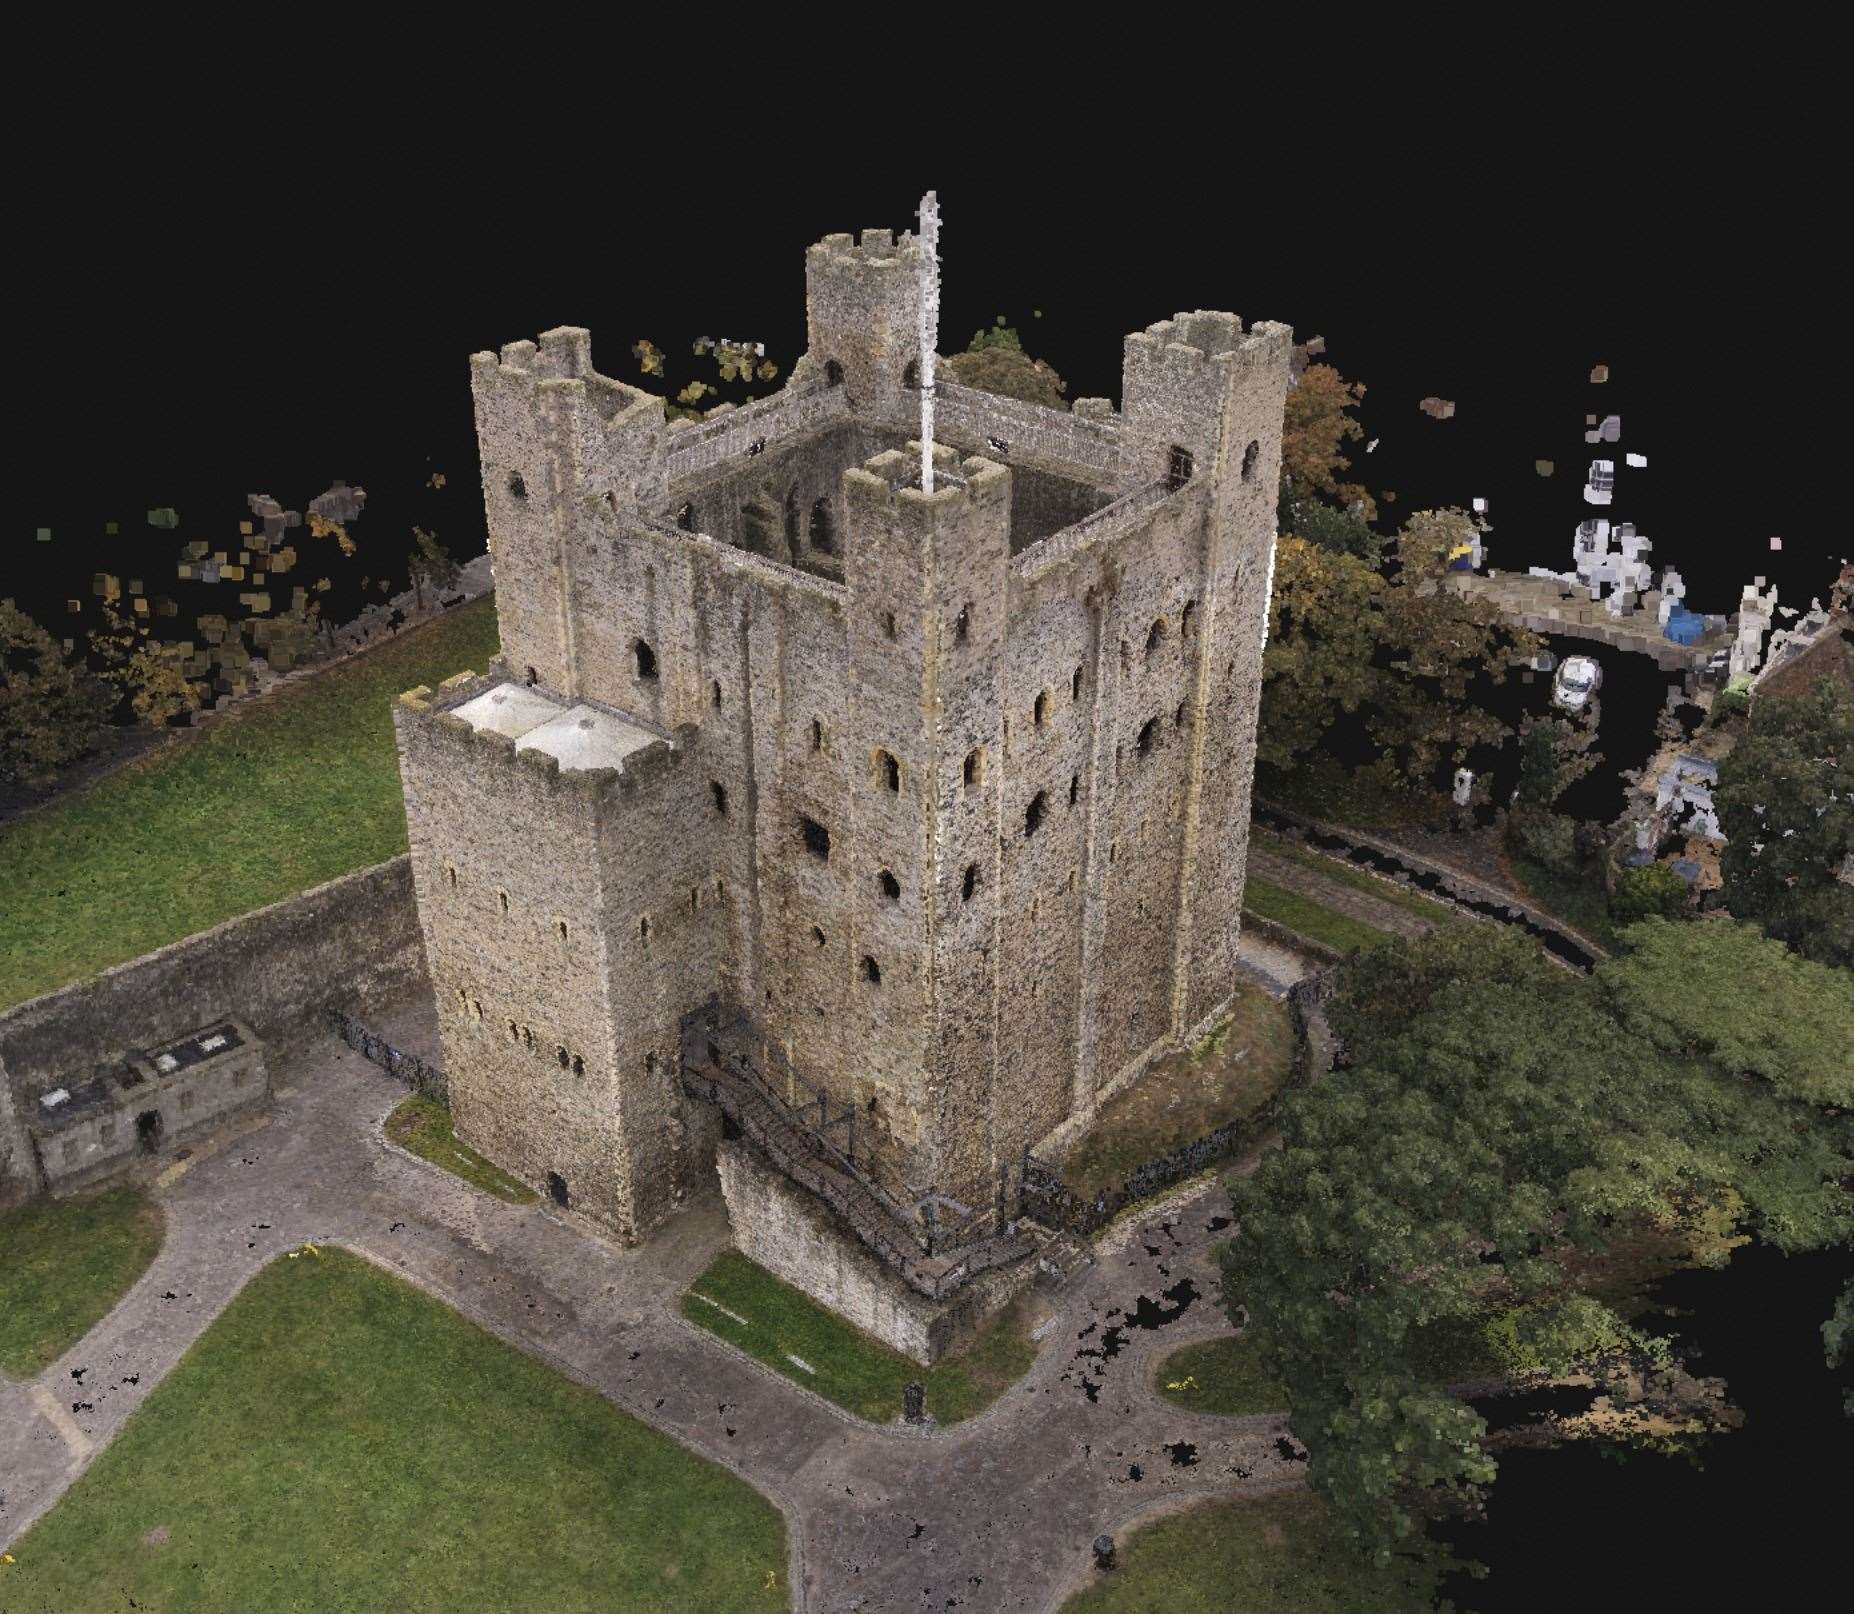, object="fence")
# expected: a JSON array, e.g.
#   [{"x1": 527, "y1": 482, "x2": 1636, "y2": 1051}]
[
  {"x1": 326, "y1": 1007, "x2": 449, "y2": 1105},
  {"x1": 1017, "y1": 967, "x2": 1343, "y2": 1237}
]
